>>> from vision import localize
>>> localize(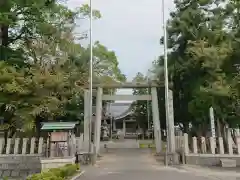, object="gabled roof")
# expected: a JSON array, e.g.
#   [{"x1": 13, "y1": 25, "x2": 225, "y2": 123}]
[
  {"x1": 41, "y1": 122, "x2": 78, "y2": 130},
  {"x1": 105, "y1": 102, "x2": 133, "y2": 120}
]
